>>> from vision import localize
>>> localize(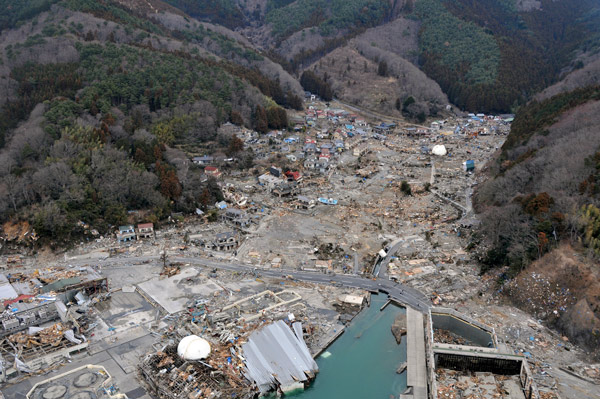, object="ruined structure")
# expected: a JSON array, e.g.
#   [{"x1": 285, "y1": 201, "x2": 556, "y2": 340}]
[{"x1": 242, "y1": 320, "x2": 318, "y2": 394}]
